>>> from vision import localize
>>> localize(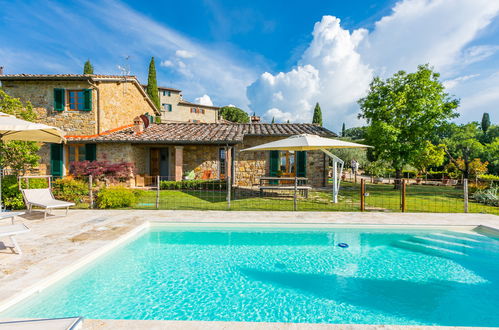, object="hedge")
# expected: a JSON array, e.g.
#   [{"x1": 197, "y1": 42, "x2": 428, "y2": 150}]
[{"x1": 159, "y1": 180, "x2": 227, "y2": 190}]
